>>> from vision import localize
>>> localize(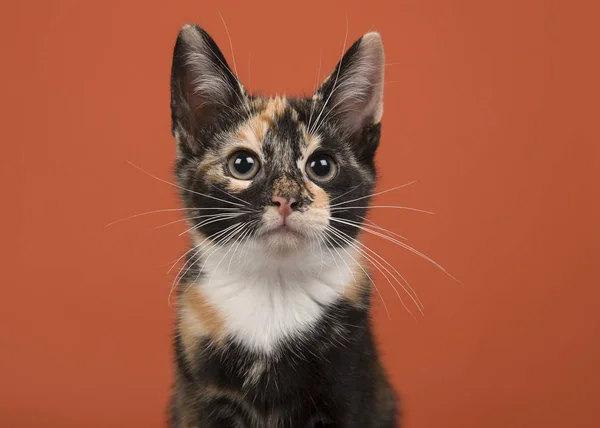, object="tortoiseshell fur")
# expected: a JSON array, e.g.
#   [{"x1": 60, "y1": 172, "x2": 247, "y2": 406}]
[{"x1": 168, "y1": 24, "x2": 399, "y2": 427}]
